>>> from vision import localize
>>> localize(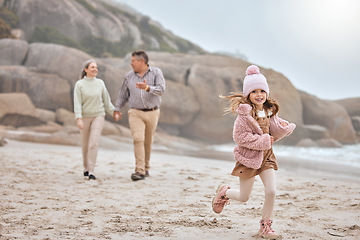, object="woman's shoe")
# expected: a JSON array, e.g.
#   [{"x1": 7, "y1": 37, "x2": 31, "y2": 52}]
[
  {"x1": 83, "y1": 171, "x2": 89, "y2": 177},
  {"x1": 89, "y1": 174, "x2": 96, "y2": 180}
]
